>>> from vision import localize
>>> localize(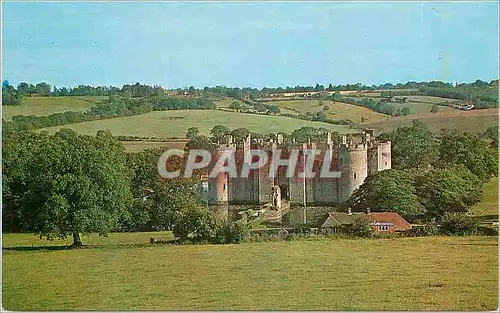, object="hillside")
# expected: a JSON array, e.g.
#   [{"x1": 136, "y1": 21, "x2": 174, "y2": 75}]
[
  {"x1": 472, "y1": 178, "x2": 498, "y2": 218},
  {"x1": 362, "y1": 109, "x2": 498, "y2": 134},
  {"x1": 39, "y1": 109, "x2": 358, "y2": 138},
  {"x1": 269, "y1": 99, "x2": 387, "y2": 123},
  {"x1": 1, "y1": 96, "x2": 107, "y2": 120}
]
